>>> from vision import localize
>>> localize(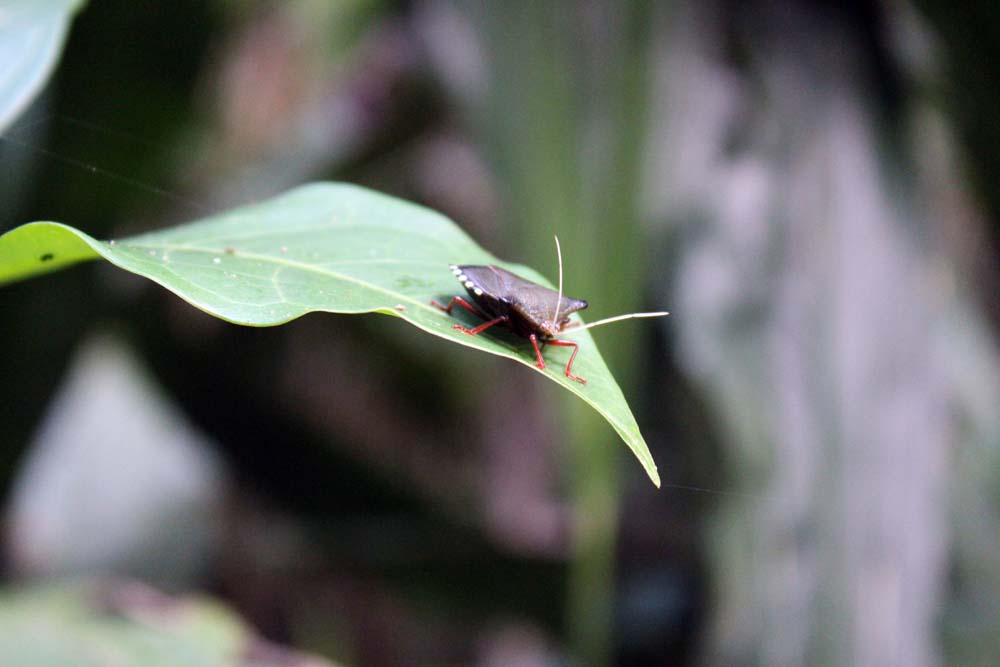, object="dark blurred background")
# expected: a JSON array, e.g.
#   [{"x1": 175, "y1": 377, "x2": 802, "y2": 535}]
[{"x1": 2, "y1": 1, "x2": 1000, "y2": 665}]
